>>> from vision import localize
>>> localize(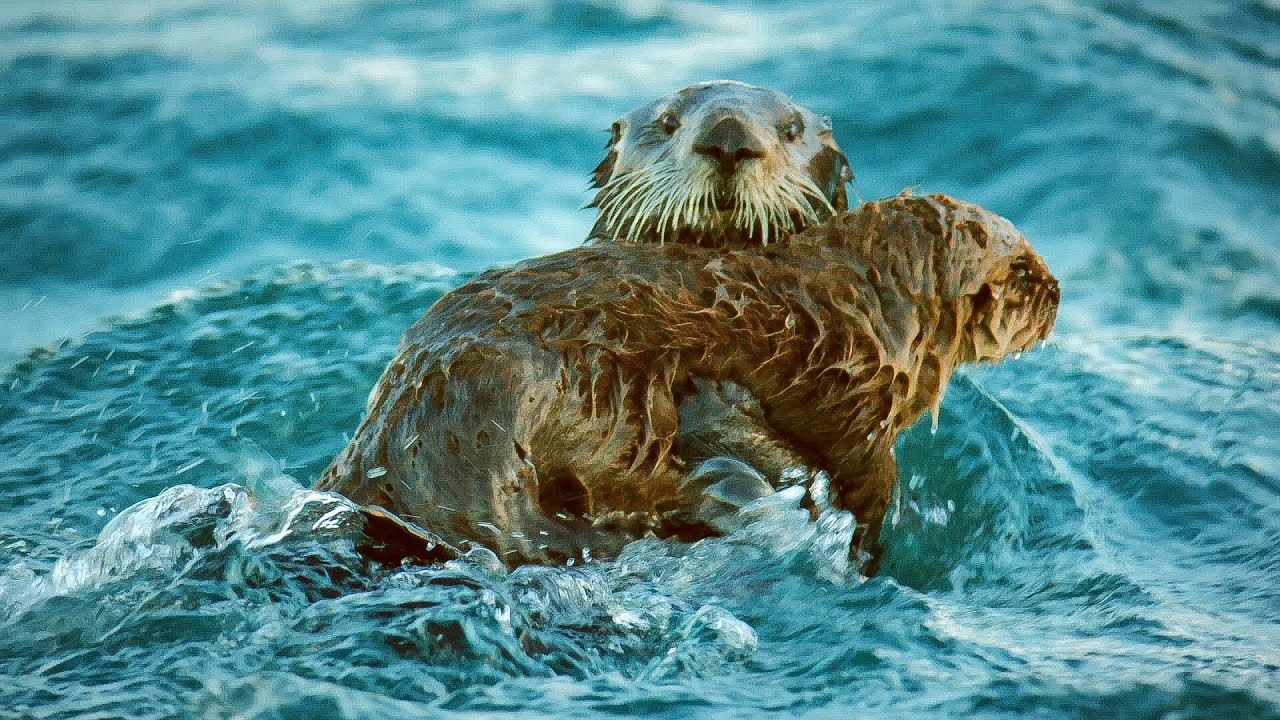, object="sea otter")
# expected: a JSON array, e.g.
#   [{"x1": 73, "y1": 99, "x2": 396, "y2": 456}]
[
  {"x1": 586, "y1": 80, "x2": 851, "y2": 515},
  {"x1": 318, "y1": 194, "x2": 1060, "y2": 566}
]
